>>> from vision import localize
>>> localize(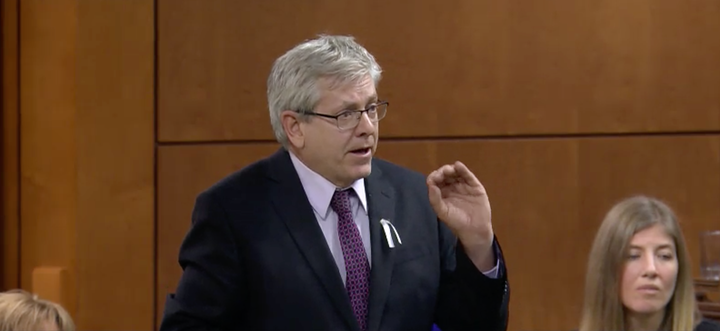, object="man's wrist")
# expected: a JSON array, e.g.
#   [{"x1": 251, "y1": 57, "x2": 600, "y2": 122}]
[{"x1": 458, "y1": 232, "x2": 495, "y2": 272}]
